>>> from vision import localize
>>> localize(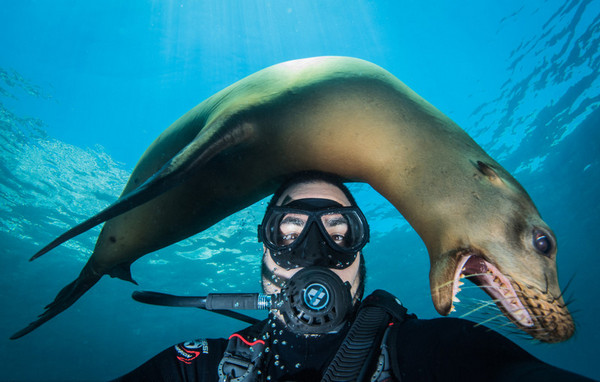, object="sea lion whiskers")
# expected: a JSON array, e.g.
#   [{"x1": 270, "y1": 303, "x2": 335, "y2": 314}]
[
  {"x1": 454, "y1": 298, "x2": 555, "y2": 342},
  {"x1": 454, "y1": 297, "x2": 508, "y2": 320},
  {"x1": 469, "y1": 305, "x2": 546, "y2": 330},
  {"x1": 552, "y1": 273, "x2": 576, "y2": 303},
  {"x1": 449, "y1": 284, "x2": 530, "y2": 322},
  {"x1": 465, "y1": 292, "x2": 532, "y2": 316},
  {"x1": 472, "y1": 310, "x2": 508, "y2": 328},
  {"x1": 458, "y1": 299, "x2": 496, "y2": 319}
]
